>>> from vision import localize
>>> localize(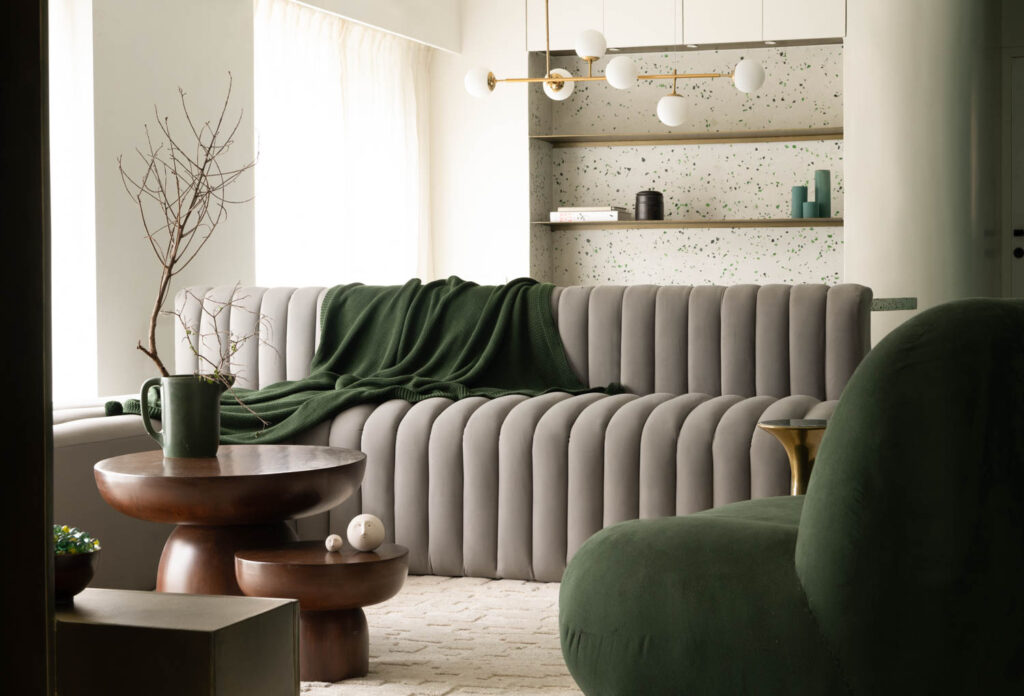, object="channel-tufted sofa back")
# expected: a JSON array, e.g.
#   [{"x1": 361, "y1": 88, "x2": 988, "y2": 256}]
[{"x1": 175, "y1": 283, "x2": 872, "y2": 399}]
